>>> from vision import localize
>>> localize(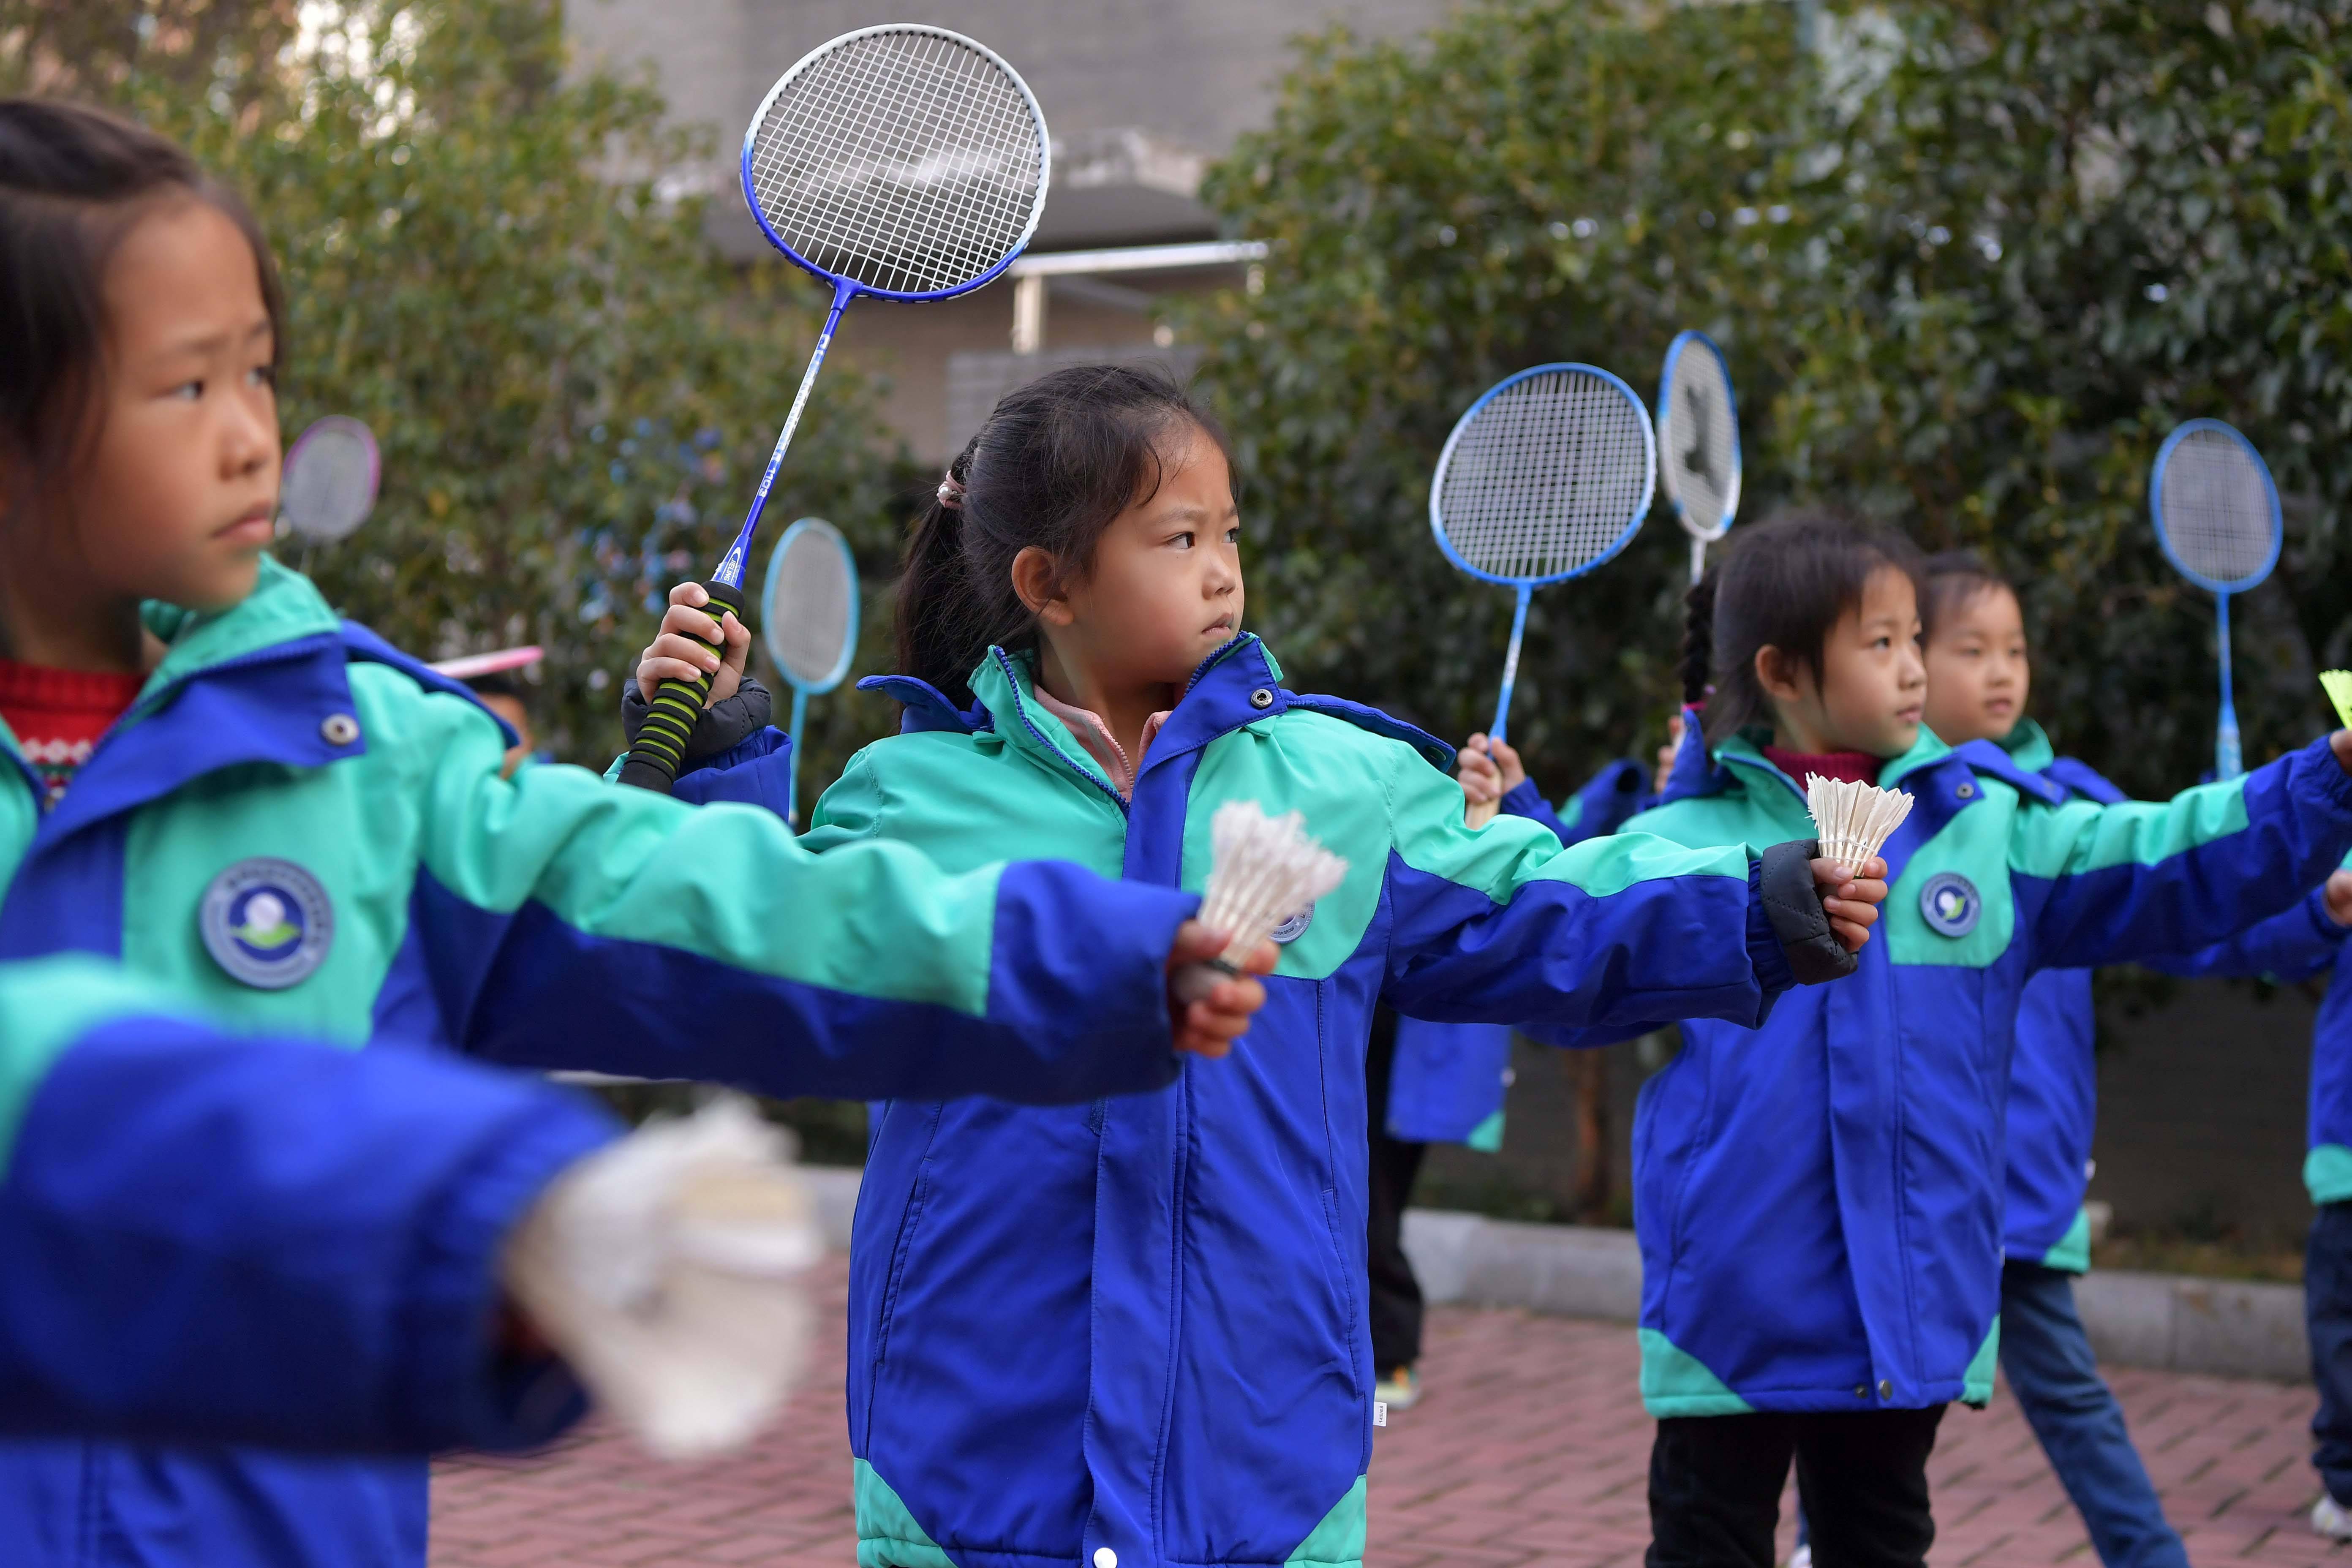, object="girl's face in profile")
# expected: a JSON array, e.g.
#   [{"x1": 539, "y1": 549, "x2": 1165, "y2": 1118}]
[
  {"x1": 21, "y1": 197, "x2": 281, "y2": 618},
  {"x1": 1758, "y1": 565, "x2": 1927, "y2": 759},
  {"x1": 1023, "y1": 421, "x2": 1246, "y2": 694}
]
